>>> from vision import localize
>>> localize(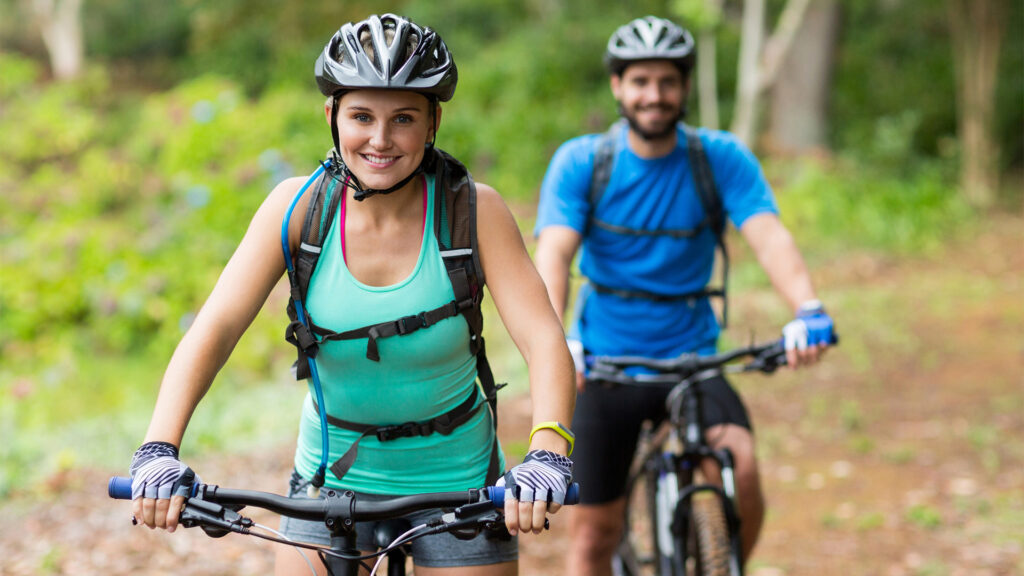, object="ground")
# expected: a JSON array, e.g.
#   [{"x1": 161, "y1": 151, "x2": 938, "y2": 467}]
[{"x1": 1, "y1": 215, "x2": 1021, "y2": 575}]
